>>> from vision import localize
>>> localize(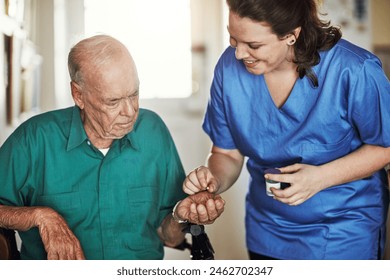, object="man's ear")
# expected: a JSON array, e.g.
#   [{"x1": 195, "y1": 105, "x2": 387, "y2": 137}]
[{"x1": 70, "y1": 81, "x2": 85, "y2": 109}]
